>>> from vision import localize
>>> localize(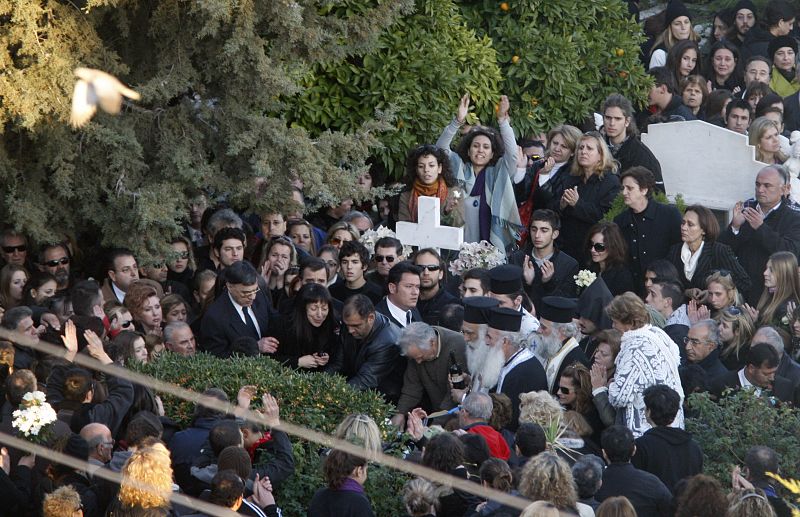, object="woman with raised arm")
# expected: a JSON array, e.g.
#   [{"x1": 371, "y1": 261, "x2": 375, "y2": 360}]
[{"x1": 436, "y1": 94, "x2": 522, "y2": 254}]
